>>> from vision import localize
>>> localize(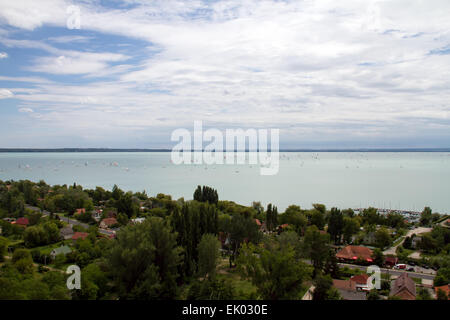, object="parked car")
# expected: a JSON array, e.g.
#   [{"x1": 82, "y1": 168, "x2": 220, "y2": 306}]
[
  {"x1": 394, "y1": 264, "x2": 407, "y2": 270},
  {"x1": 407, "y1": 266, "x2": 415, "y2": 272}
]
